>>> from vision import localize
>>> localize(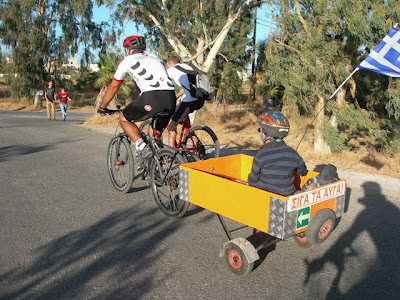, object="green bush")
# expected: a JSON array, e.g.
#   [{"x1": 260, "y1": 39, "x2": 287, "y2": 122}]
[{"x1": 321, "y1": 119, "x2": 347, "y2": 152}]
